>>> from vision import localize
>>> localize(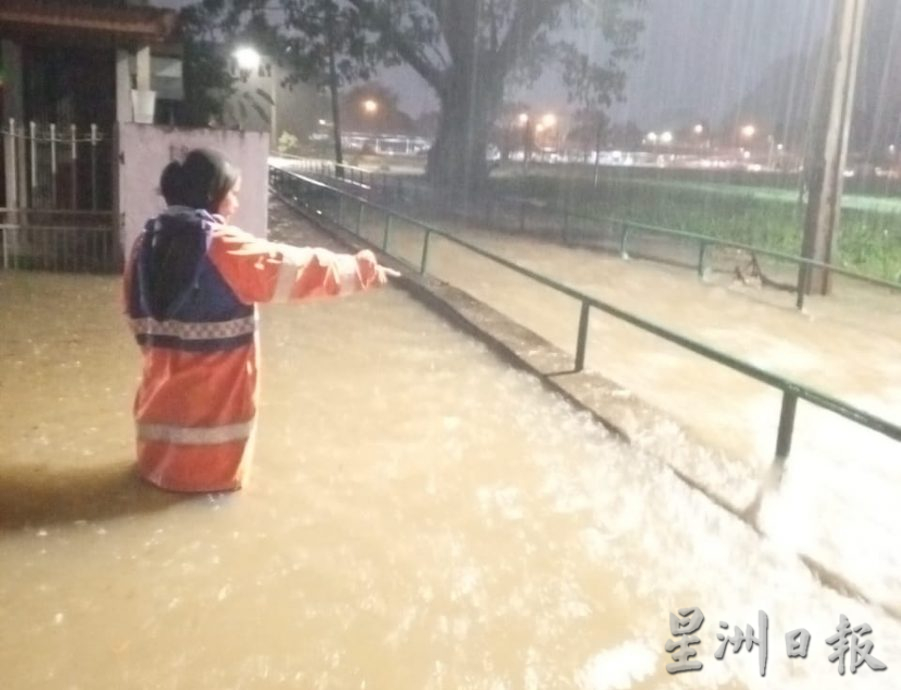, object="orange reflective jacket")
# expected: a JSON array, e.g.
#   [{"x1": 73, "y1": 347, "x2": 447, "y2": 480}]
[{"x1": 125, "y1": 207, "x2": 380, "y2": 492}]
